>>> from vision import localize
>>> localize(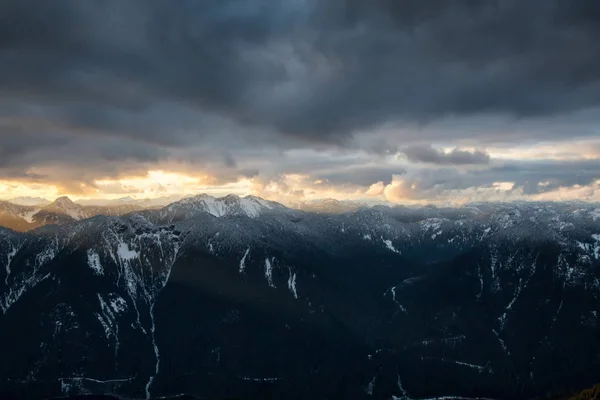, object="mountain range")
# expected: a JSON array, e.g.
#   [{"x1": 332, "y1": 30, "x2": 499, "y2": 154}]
[
  {"x1": 0, "y1": 195, "x2": 378, "y2": 233},
  {"x1": 0, "y1": 196, "x2": 144, "y2": 232},
  {"x1": 0, "y1": 195, "x2": 599, "y2": 399}
]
